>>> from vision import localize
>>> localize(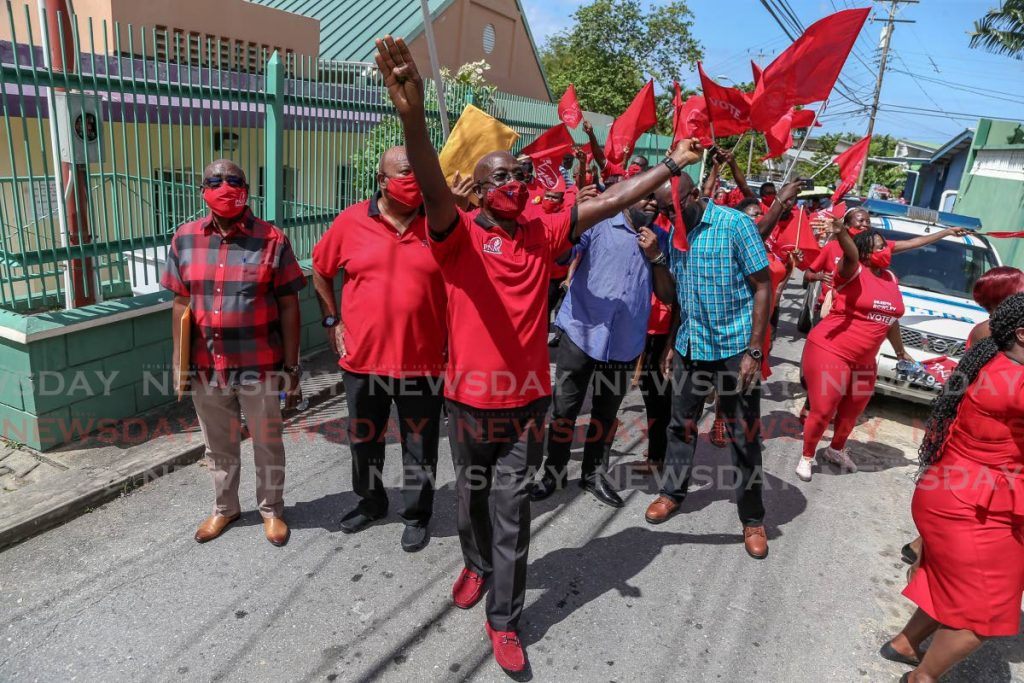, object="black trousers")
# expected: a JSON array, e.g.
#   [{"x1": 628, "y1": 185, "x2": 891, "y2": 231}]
[
  {"x1": 660, "y1": 353, "x2": 766, "y2": 526},
  {"x1": 344, "y1": 372, "x2": 443, "y2": 527},
  {"x1": 447, "y1": 396, "x2": 549, "y2": 632},
  {"x1": 547, "y1": 278, "x2": 563, "y2": 323},
  {"x1": 543, "y1": 333, "x2": 636, "y2": 477},
  {"x1": 638, "y1": 333, "x2": 672, "y2": 463}
]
